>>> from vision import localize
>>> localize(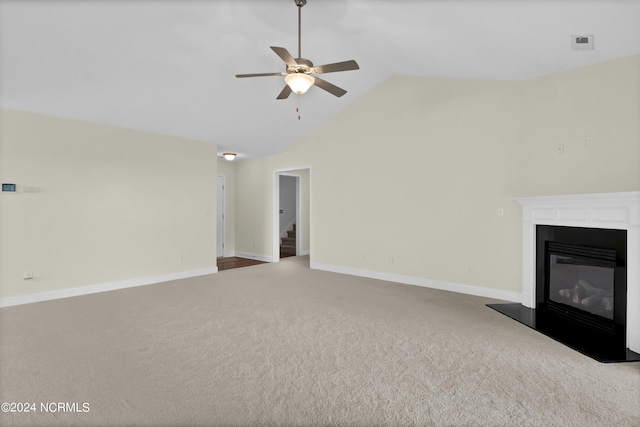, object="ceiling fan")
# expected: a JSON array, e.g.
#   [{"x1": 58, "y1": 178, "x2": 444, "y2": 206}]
[{"x1": 235, "y1": 0, "x2": 359, "y2": 99}]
